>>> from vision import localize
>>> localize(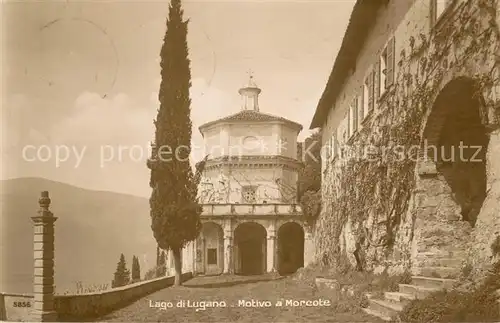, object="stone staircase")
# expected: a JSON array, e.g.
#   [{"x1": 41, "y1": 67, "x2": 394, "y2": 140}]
[
  {"x1": 363, "y1": 275, "x2": 457, "y2": 321},
  {"x1": 362, "y1": 252, "x2": 465, "y2": 321}
]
